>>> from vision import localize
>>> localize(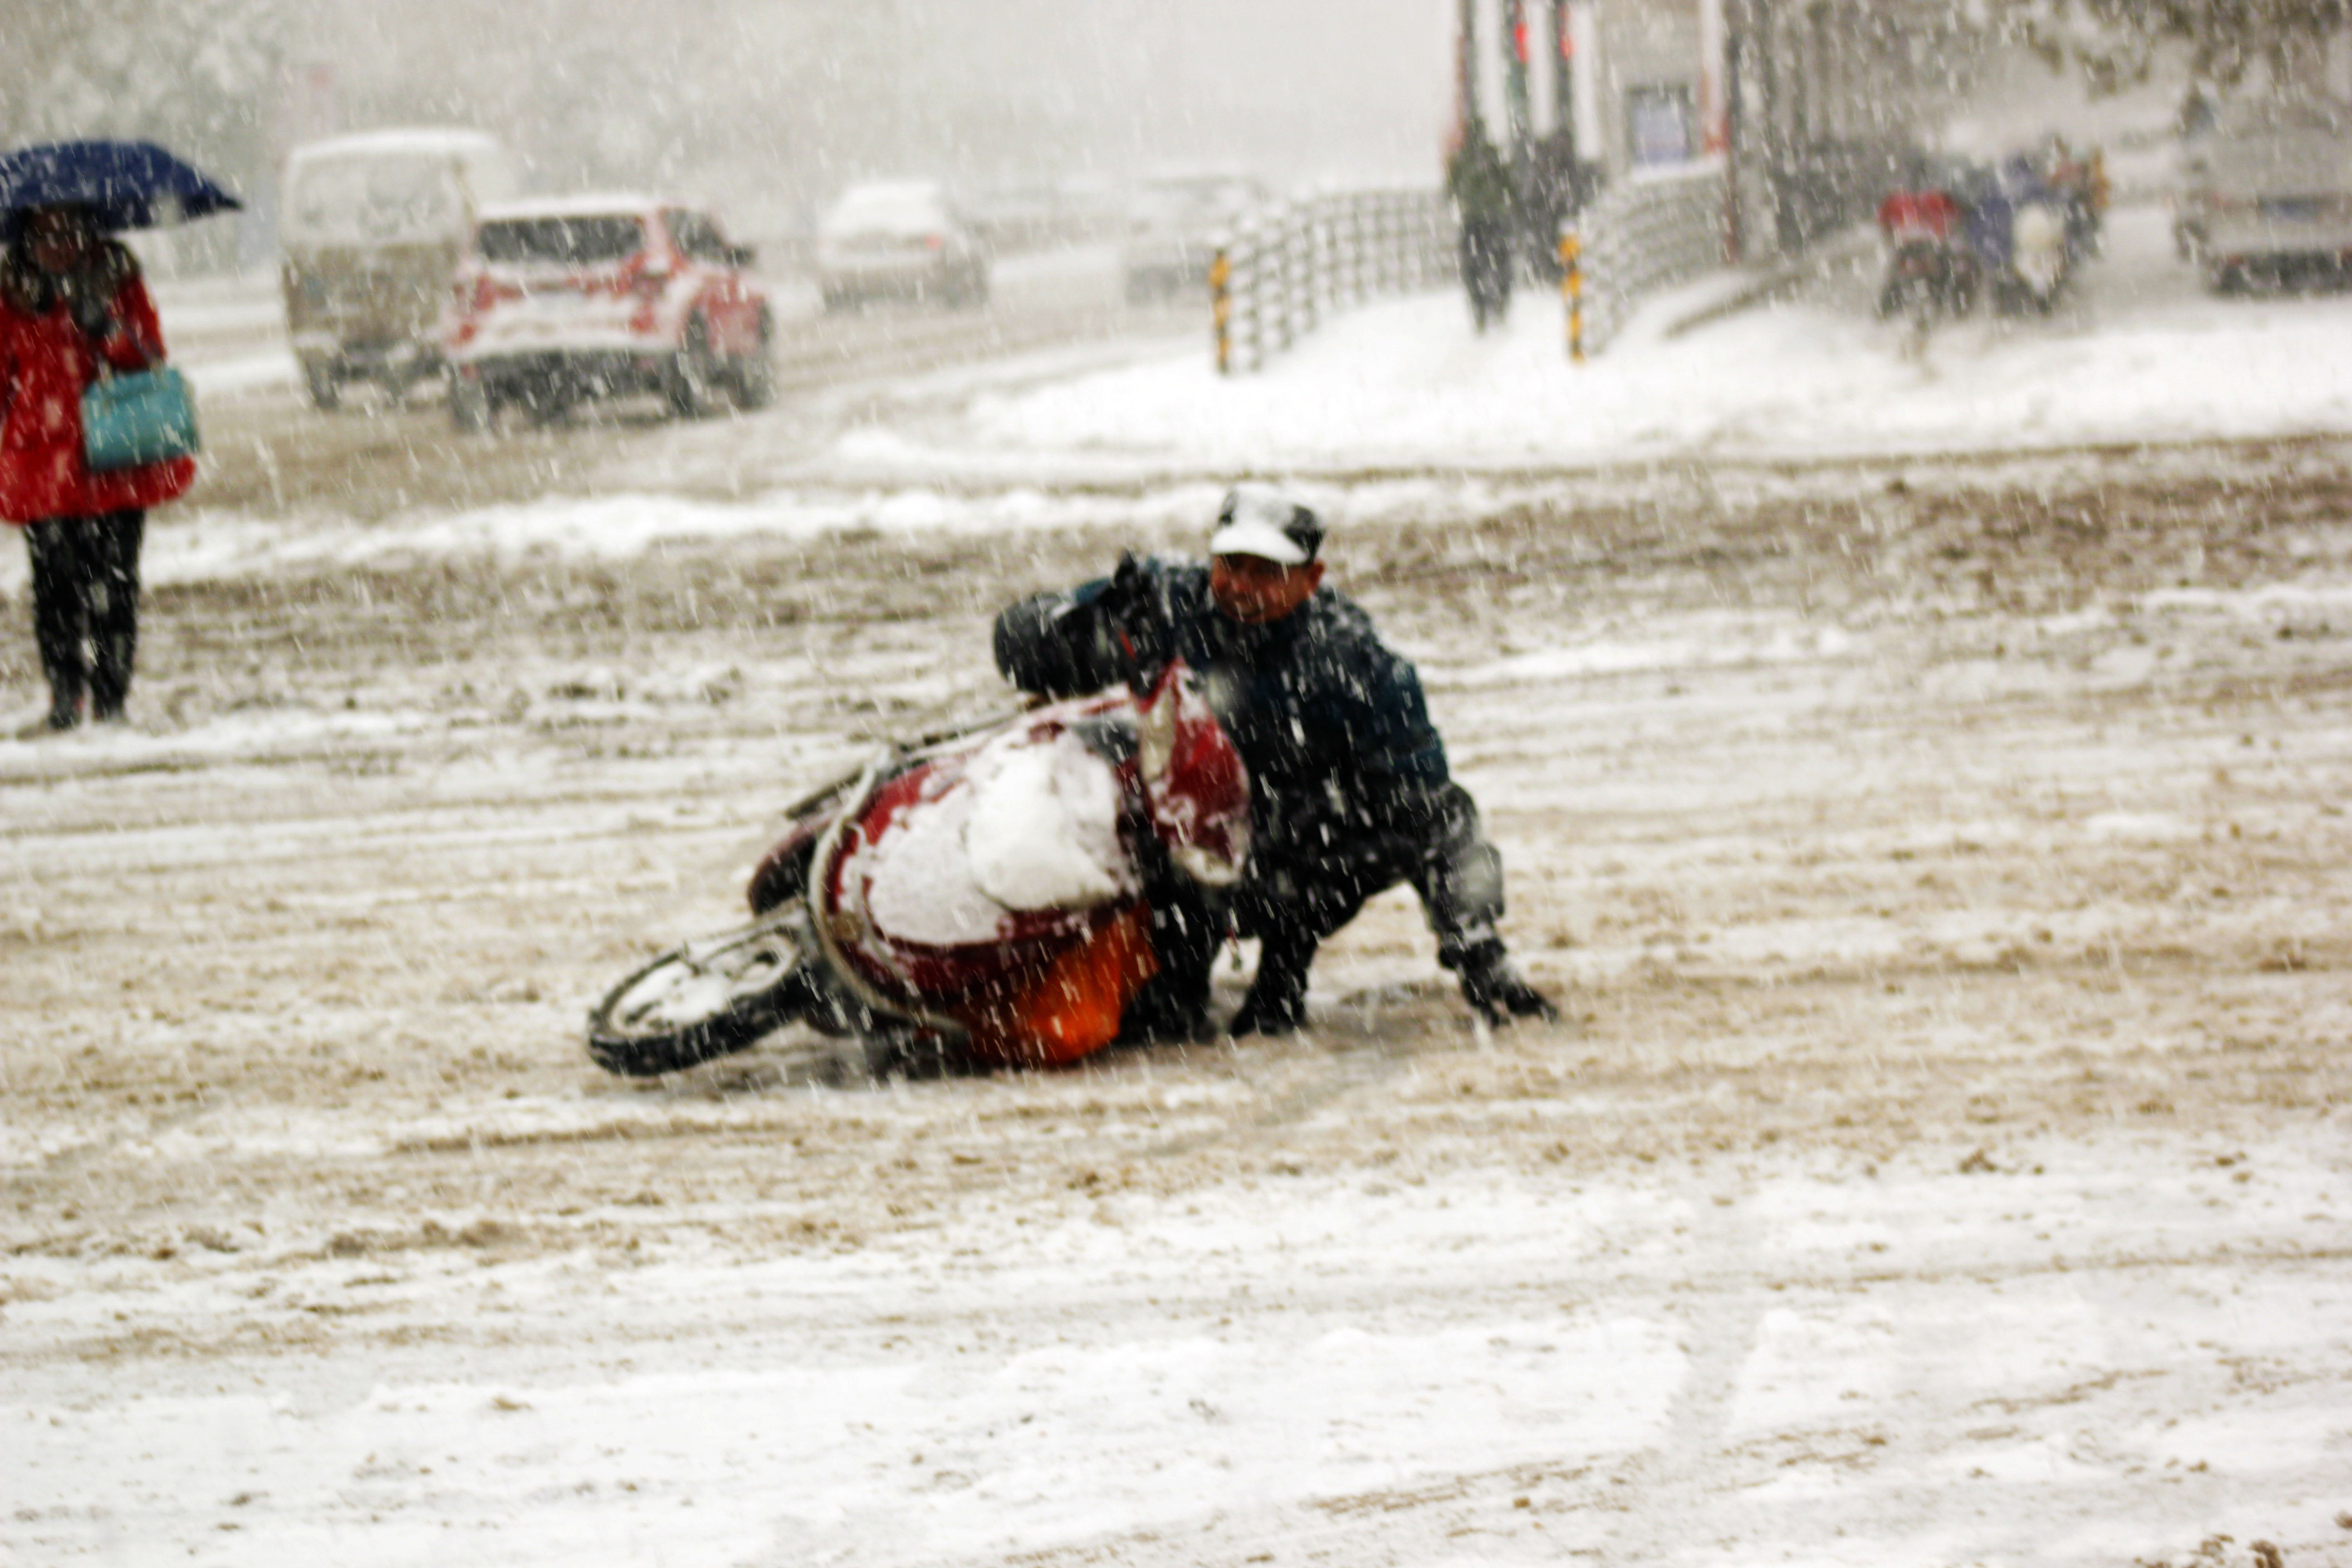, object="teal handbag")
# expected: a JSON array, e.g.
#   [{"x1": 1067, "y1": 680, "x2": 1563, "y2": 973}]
[{"x1": 81, "y1": 365, "x2": 200, "y2": 473}]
